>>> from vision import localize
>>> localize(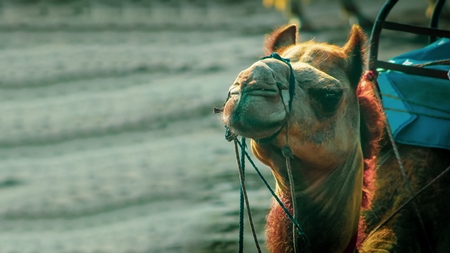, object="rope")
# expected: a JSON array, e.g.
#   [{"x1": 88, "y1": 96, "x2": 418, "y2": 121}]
[
  {"x1": 413, "y1": 59, "x2": 450, "y2": 67},
  {"x1": 280, "y1": 119, "x2": 300, "y2": 253},
  {"x1": 237, "y1": 139, "x2": 244, "y2": 253},
  {"x1": 383, "y1": 107, "x2": 450, "y2": 120},
  {"x1": 231, "y1": 52, "x2": 309, "y2": 252},
  {"x1": 260, "y1": 52, "x2": 296, "y2": 111},
  {"x1": 380, "y1": 93, "x2": 450, "y2": 115},
  {"x1": 274, "y1": 57, "x2": 300, "y2": 252},
  {"x1": 234, "y1": 140, "x2": 310, "y2": 249},
  {"x1": 366, "y1": 165, "x2": 450, "y2": 239},
  {"x1": 233, "y1": 138, "x2": 262, "y2": 253},
  {"x1": 272, "y1": 54, "x2": 304, "y2": 252},
  {"x1": 283, "y1": 144, "x2": 299, "y2": 253},
  {"x1": 221, "y1": 51, "x2": 307, "y2": 251},
  {"x1": 369, "y1": 71, "x2": 436, "y2": 253}
]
